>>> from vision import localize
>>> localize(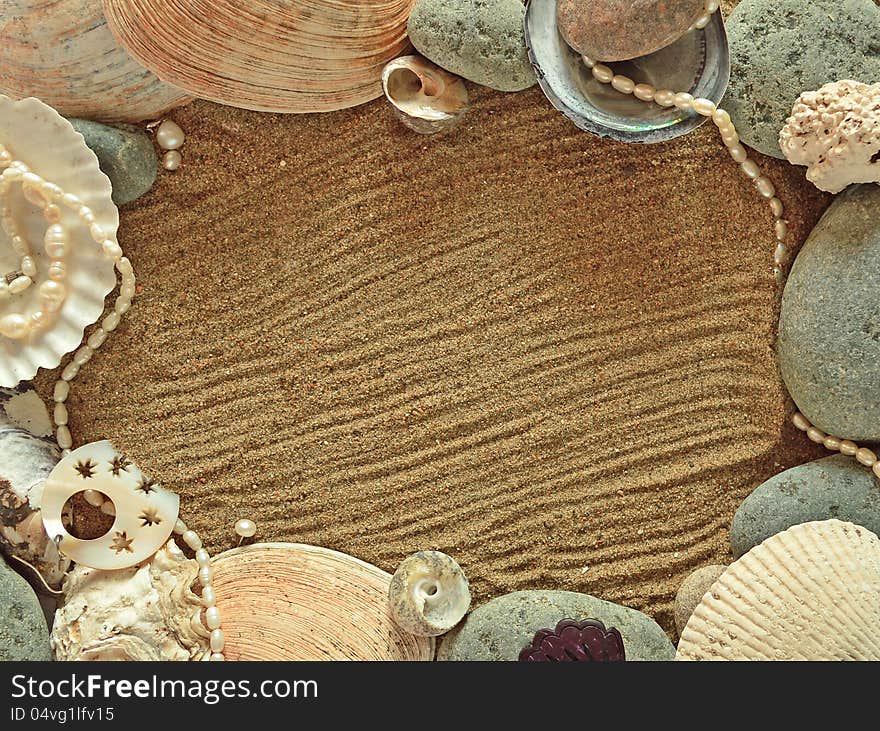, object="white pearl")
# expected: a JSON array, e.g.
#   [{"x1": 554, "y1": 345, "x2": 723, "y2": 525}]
[
  {"x1": 205, "y1": 607, "x2": 222, "y2": 630},
  {"x1": 54, "y1": 402, "x2": 68, "y2": 425},
  {"x1": 592, "y1": 64, "x2": 613, "y2": 84},
  {"x1": 712, "y1": 109, "x2": 731, "y2": 127},
  {"x1": 633, "y1": 83, "x2": 655, "y2": 101},
  {"x1": 773, "y1": 243, "x2": 786, "y2": 265},
  {"x1": 653, "y1": 89, "x2": 675, "y2": 107},
  {"x1": 581, "y1": 55, "x2": 596, "y2": 68},
  {"x1": 740, "y1": 160, "x2": 760, "y2": 179},
  {"x1": 199, "y1": 565, "x2": 213, "y2": 585},
  {"x1": 61, "y1": 362, "x2": 79, "y2": 381},
  {"x1": 210, "y1": 653, "x2": 225, "y2": 662},
  {"x1": 174, "y1": 519, "x2": 188, "y2": 535},
  {"x1": 9, "y1": 275, "x2": 32, "y2": 294},
  {"x1": 87, "y1": 328, "x2": 107, "y2": 349},
  {"x1": 0, "y1": 313, "x2": 30, "y2": 339},
  {"x1": 102, "y1": 311, "x2": 121, "y2": 332},
  {"x1": 201, "y1": 585, "x2": 216, "y2": 607},
  {"x1": 56, "y1": 425, "x2": 72, "y2": 449},
  {"x1": 53, "y1": 380, "x2": 70, "y2": 402},
  {"x1": 115, "y1": 298, "x2": 131, "y2": 315},
  {"x1": 40, "y1": 280, "x2": 66, "y2": 303},
  {"x1": 755, "y1": 177, "x2": 776, "y2": 198},
  {"x1": 44, "y1": 239, "x2": 67, "y2": 259},
  {"x1": 195, "y1": 548, "x2": 210, "y2": 564},
  {"x1": 673, "y1": 92, "x2": 694, "y2": 109},
  {"x1": 611, "y1": 75, "x2": 635, "y2": 94},
  {"x1": 156, "y1": 120, "x2": 185, "y2": 150},
  {"x1": 21, "y1": 256, "x2": 36, "y2": 277},
  {"x1": 728, "y1": 144, "x2": 748, "y2": 163},
  {"x1": 210, "y1": 629, "x2": 225, "y2": 653},
  {"x1": 692, "y1": 97, "x2": 716, "y2": 116},
  {"x1": 44, "y1": 223, "x2": 65, "y2": 242},
  {"x1": 162, "y1": 150, "x2": 182, "y2": 171},
  {"x1": 770, "y1": 197, "x2": 784, "y2": 218},
  {"x1": 234, "y1": 518, "x2": 257, "y2": 538},
  {"x1": 103, "y1": 240, "x2": 123, "y2": 260},
  {"x1": 183, "y1": 529, "x2": 203, "y2": 550}
]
